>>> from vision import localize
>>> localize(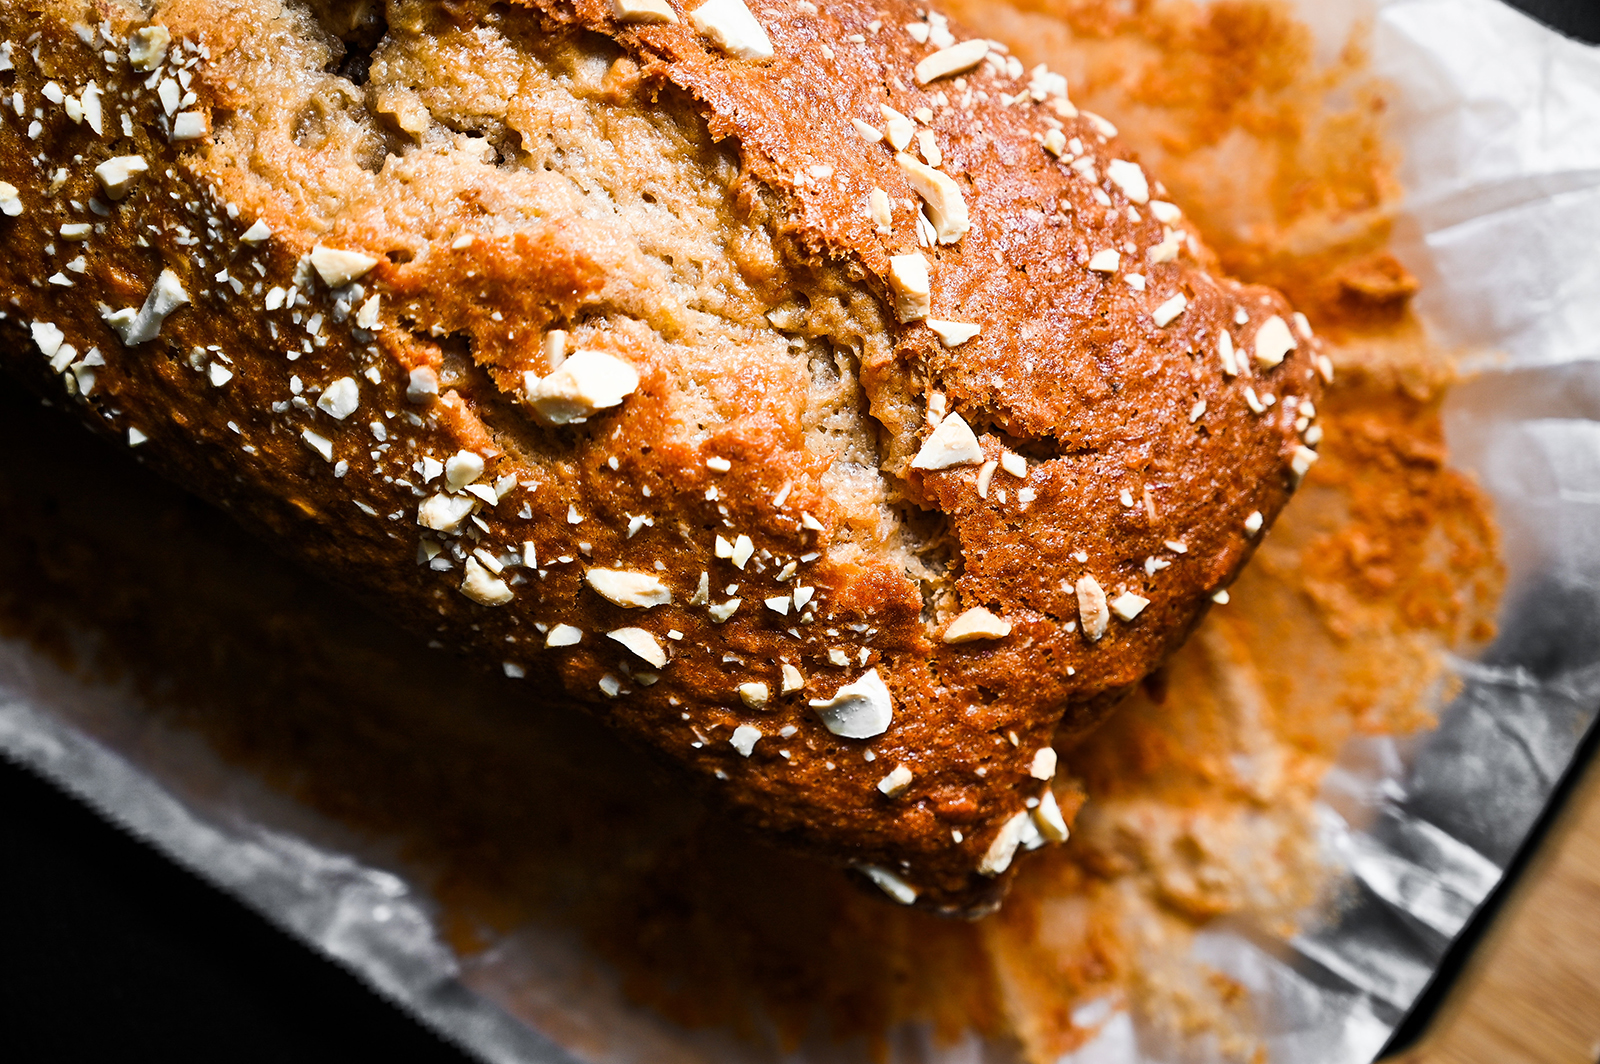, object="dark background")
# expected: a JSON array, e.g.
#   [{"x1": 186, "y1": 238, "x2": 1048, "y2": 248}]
[{"x1": 3, "y1": 2, "x2": 1596, "y2": 1060}]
